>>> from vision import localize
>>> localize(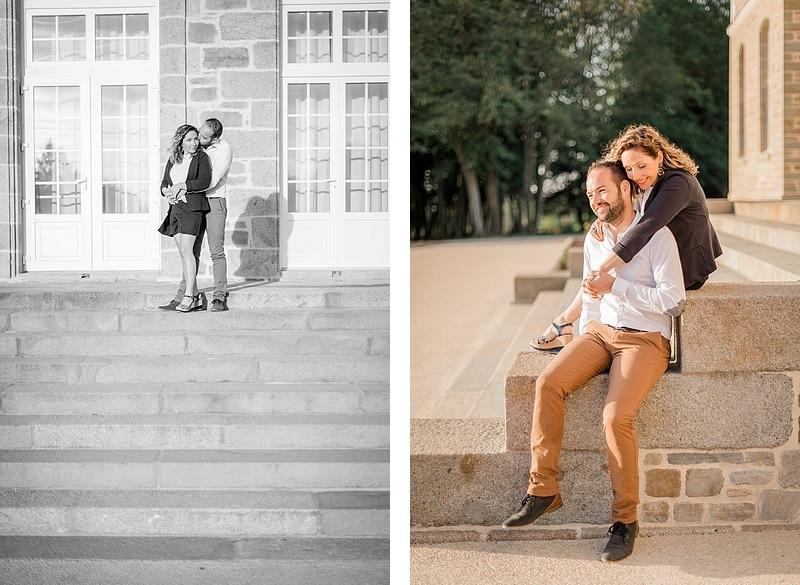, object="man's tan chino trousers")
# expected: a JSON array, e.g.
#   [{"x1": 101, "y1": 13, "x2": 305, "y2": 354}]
[{"x1": 527, "y1": 321, "x2": 671, "y2": 524}]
